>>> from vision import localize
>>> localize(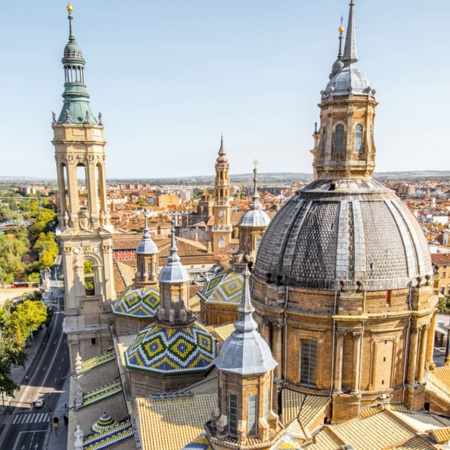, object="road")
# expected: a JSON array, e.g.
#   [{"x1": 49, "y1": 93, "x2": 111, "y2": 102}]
[{"x1": 0, "y1": 295, "x2": 69, "y2": 450}]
